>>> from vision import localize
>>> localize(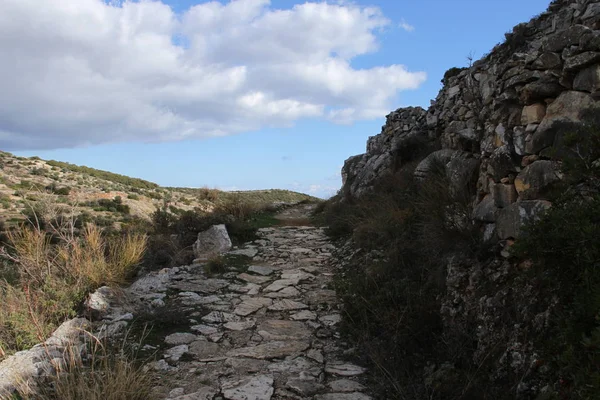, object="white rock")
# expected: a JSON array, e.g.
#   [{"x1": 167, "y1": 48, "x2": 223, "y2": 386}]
[
  {"x1": 325, "y1": 363, "x2": 366, "y2": 376},
  {"x1": 264, "y1": 279, "x2": 299, "y2": 292},
  {"x1": 247, "y1": 265, "x2": 275, "y2": 276},
  {"x1": 320, "y1": 314, "x2": 342, "y2": 326},
  {"x1": 227, "y1": 341, "x2": 310, "y2": 359},
  {"x1": 193, "y1": 224, "x2": 232, "y2": 261},
  {"x1": 290, "y1": 310, "x2": 317, "y2": 321},
  {"x1": 223, "y1": 320, "x2": 256, "y2": 331},
  {"x1": 328, "y1": 379, "x2": 366, "y2": 392},
  {"x1": 268, "y1": 299, "x2": 308, "y2": 311},
  {"x1": 222, "y1": 375, "x2": 274, "y2": 400},
  {"x1": 165, "y1": 333, "x2": 198, "y2": 345},
  {"x1": 201, "y1": 311, "x2": 240, "y2": 324},
  {"x1": 164, "y1": 345, "x2": 188, "y2": 363},
  {"x1": 228, "y1": 247, "x2": 259, "y2": 257},
  {"x1": 234, "y1": 297, "x2": 273, "y2": 316},
  {"x1": 191, "y1": 324, "x2": 219, "y2": 336}
]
